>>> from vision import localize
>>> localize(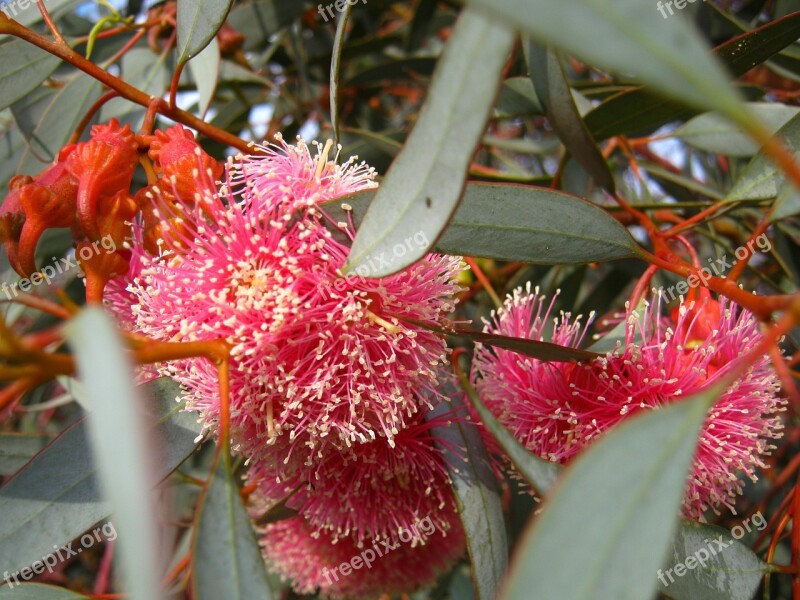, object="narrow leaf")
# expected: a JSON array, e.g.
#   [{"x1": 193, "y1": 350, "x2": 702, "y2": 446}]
[
  {"x1": 176, "y1": 0, "x2": 233, "y2": 63},
  {"x1": 187, "y1": 37, "x2": 221, "y2": 119},
  {"x1": 500, "y1": 386, "x2": 718, "y2": 600},
  {"x1": 191, "y1": 455, "x2": 273, "y2": 600},
  {"x1": 527, "y1": 43, "x2": 614, "y2": 192},
  {"x1": 726, "y1": 112, "x2": 800, "y2": 203},
  {"x1": 657, "y1": 519, "x2": 773, "y2": 600},
  {"x1": 343, "y1": 8, "x2": 515, "y2": 277},
  {"x1": 65, "y1": 309, "x2": 163, "y2": 600},
  {"x1": 456, "y1": 365, "x2": 560, "y2": 494},
  {"x1": 0, "y1": 39, "x2": 60, "y2": 112},
  {"x1": 0, "y1": 378, "x2": 201, "y2": 576},
  {"x1": 676, "y1": 103, "x2": 800, "y2": 157},
  {"x1": 325, "y1": 182, "x2": 640, "y2": 265},
  {"x1": 428, "y1": 395, "x2": 508, "y2": 600},
  {"x1": 465, "y1": 0, "x2": 746, "y2": 123},
  {"x1": 584, "y1": 11, "x2": 800, "y2": 140}
]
